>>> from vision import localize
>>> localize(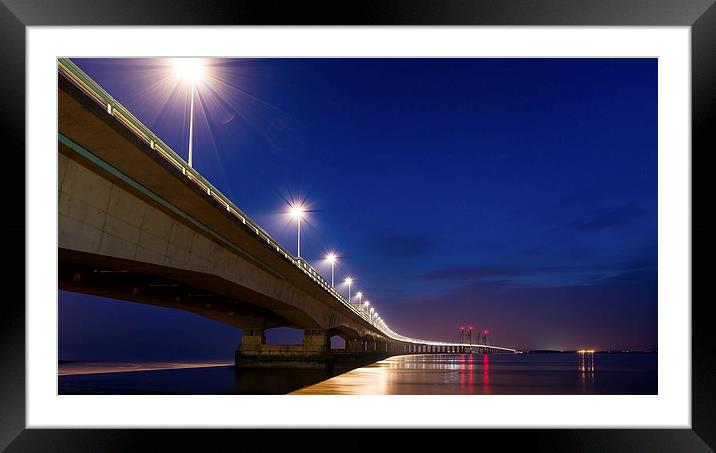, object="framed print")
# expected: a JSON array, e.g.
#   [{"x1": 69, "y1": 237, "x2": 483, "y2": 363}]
[{"x1": 2, "y1": 0, "x2": 715, "y2": 450}]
